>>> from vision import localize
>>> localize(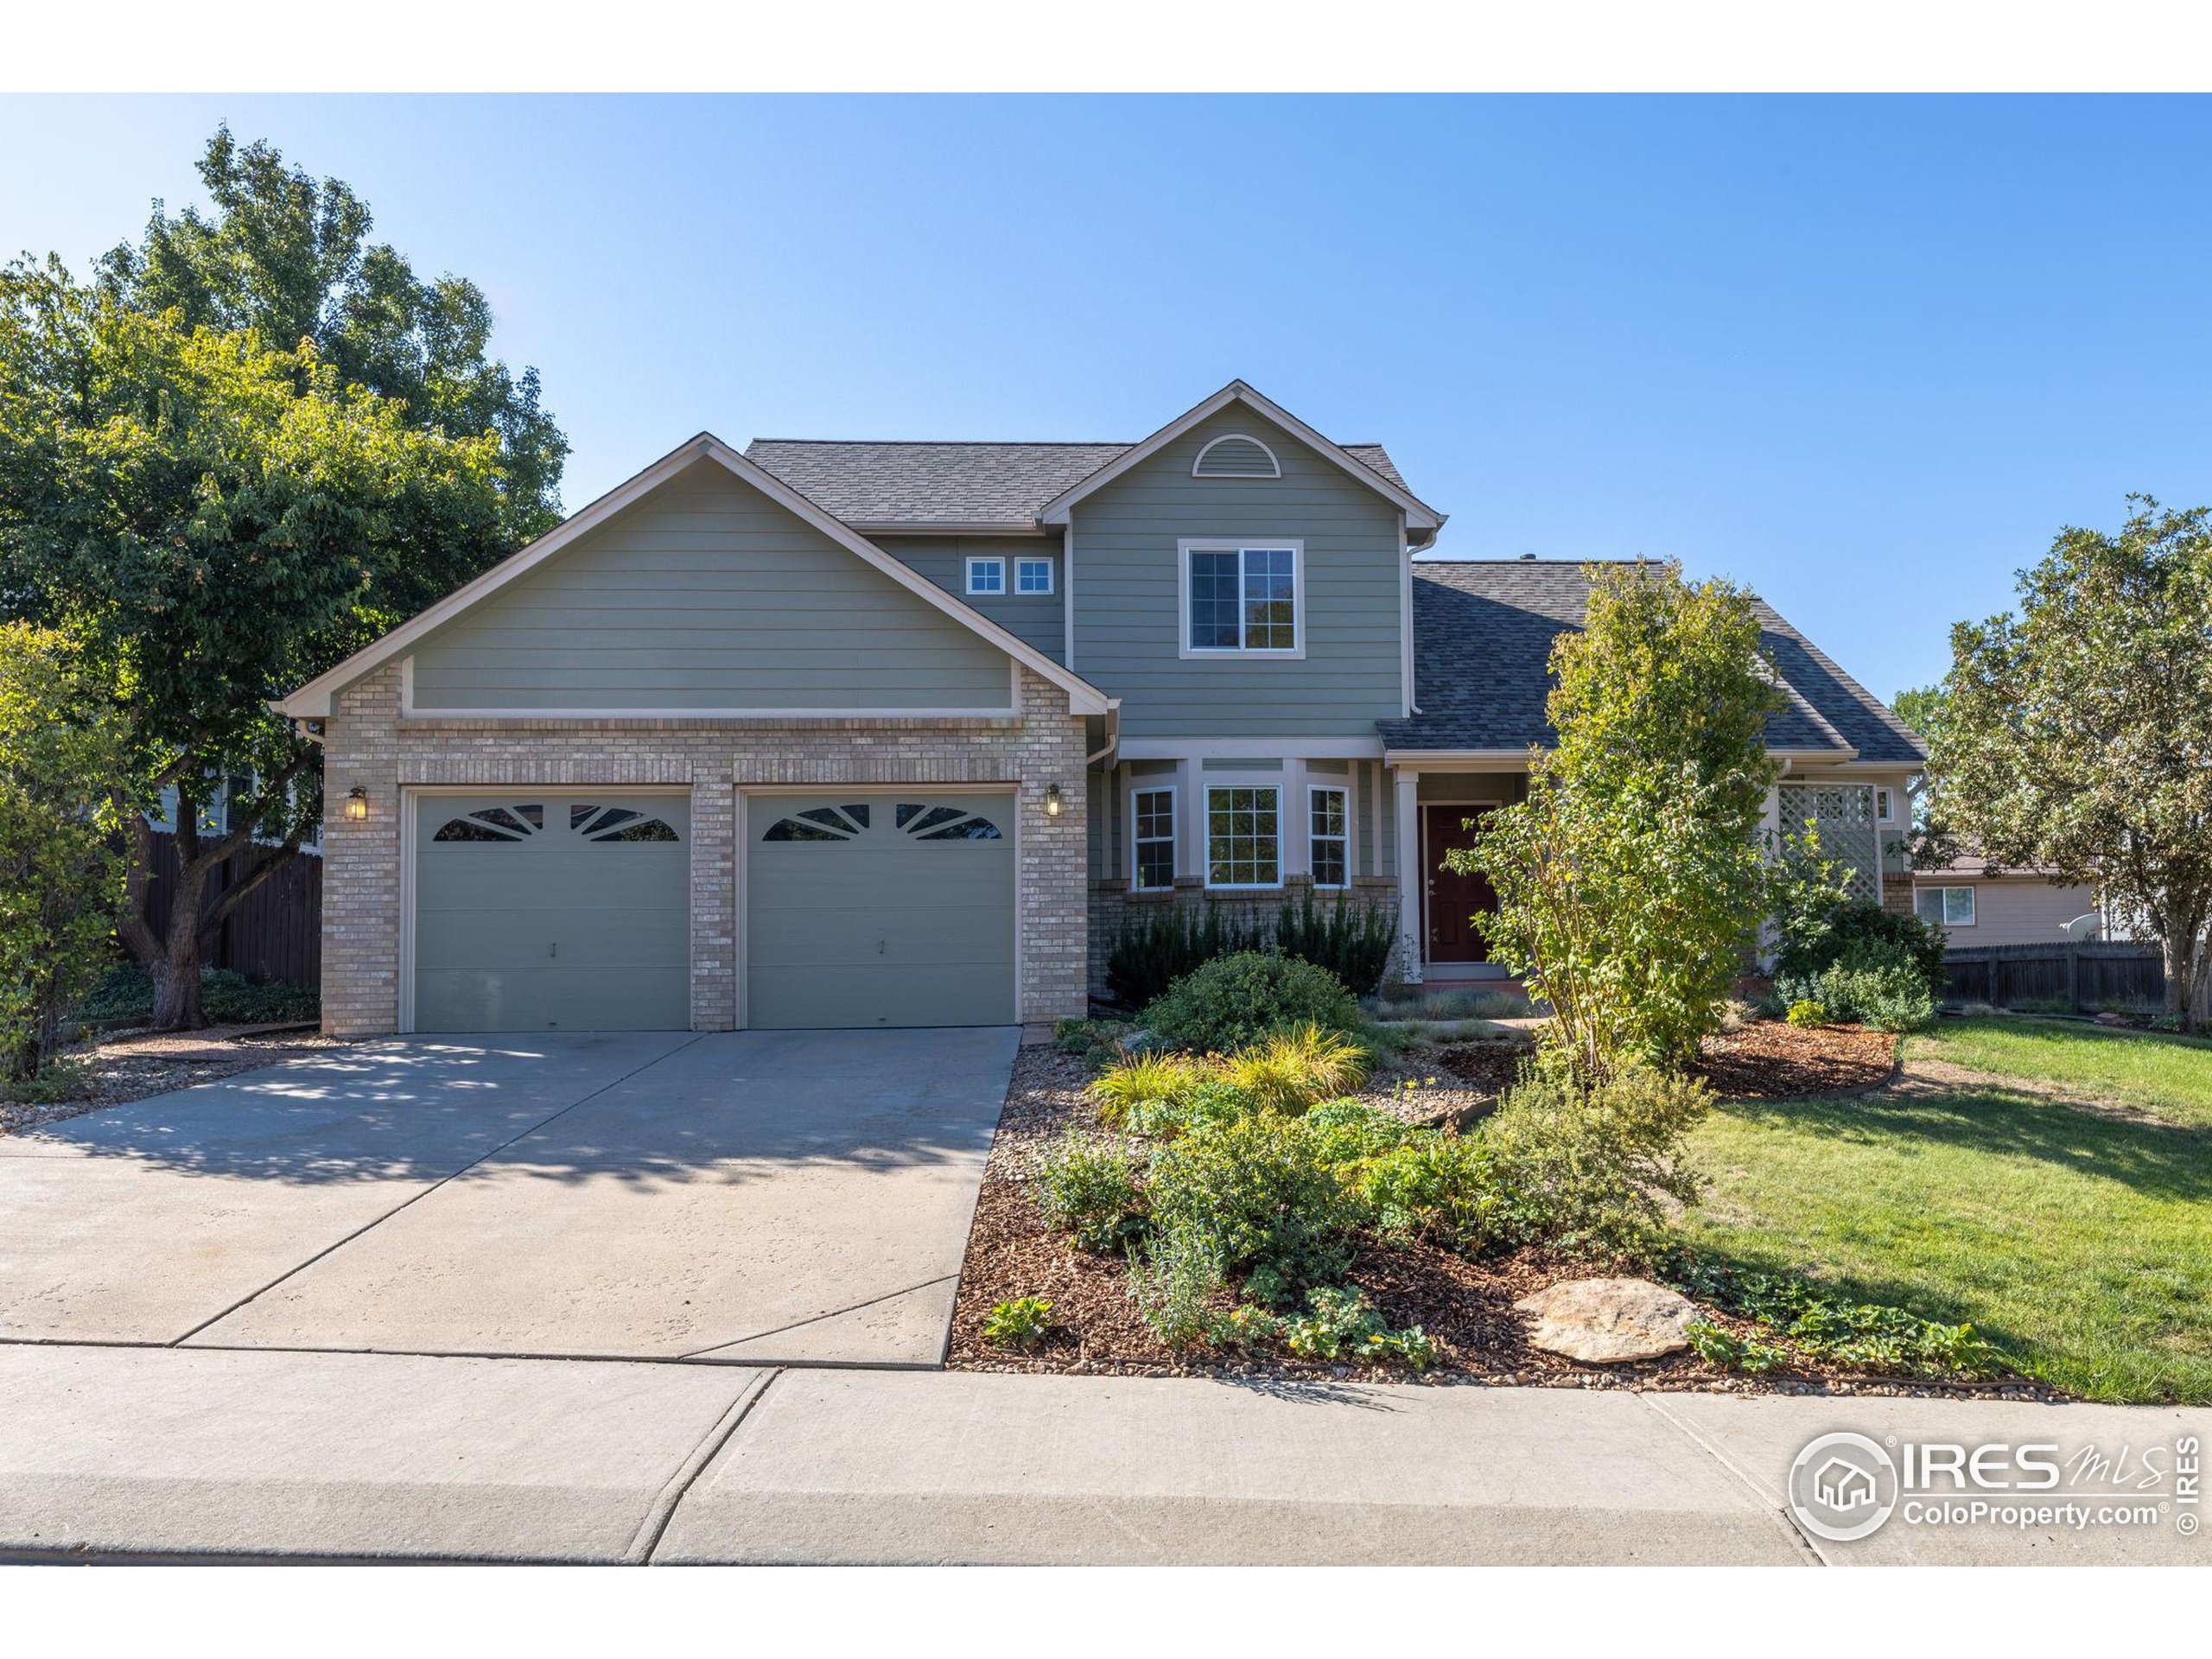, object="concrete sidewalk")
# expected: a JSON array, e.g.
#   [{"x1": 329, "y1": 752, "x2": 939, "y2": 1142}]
[{"x1": 1, "y1": 1345, "x2": 2204, "y2": 1565}]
